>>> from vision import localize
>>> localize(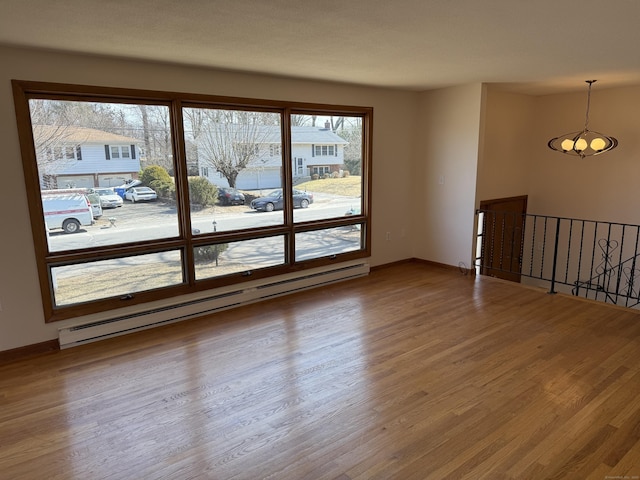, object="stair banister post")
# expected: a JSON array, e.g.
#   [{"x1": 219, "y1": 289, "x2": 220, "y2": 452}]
[{"x1": 549, "y1": 217, "x2": 561, "y2": 294}]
